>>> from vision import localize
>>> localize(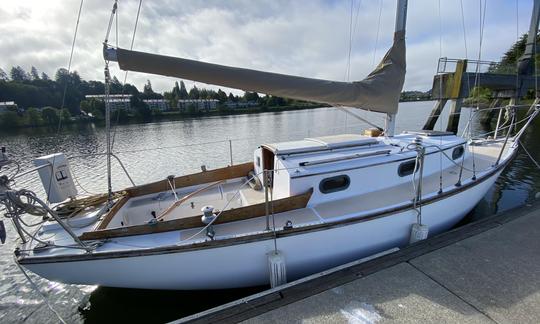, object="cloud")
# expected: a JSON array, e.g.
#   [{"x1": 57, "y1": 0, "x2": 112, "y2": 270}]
[{"x1": 0, "y1": 0, "x2": 534, "y2": 94}]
